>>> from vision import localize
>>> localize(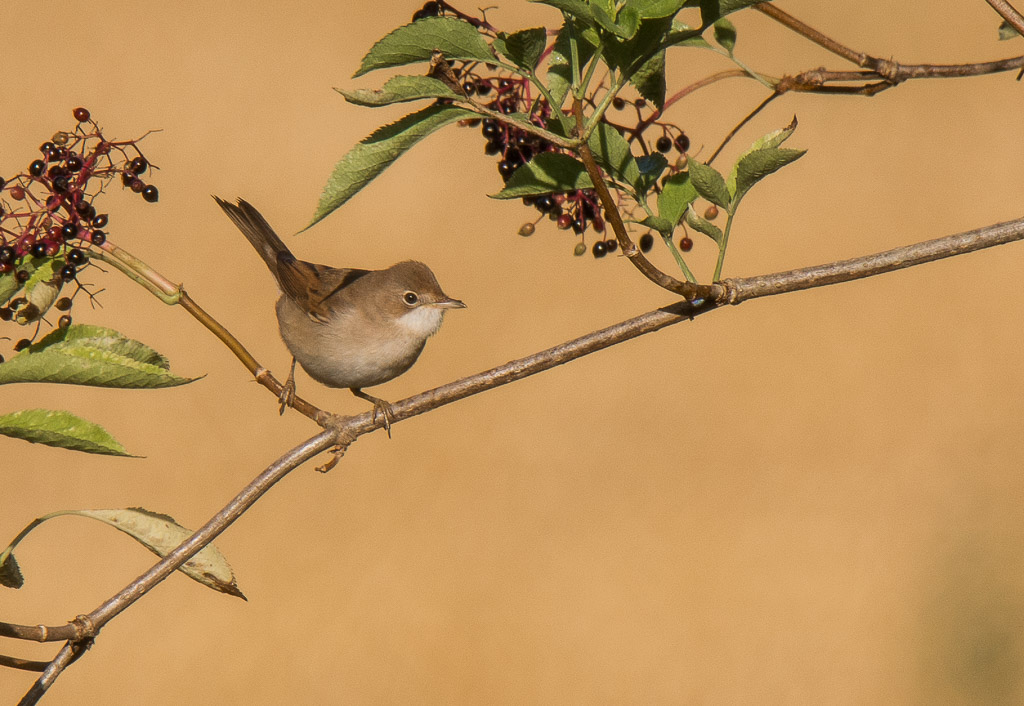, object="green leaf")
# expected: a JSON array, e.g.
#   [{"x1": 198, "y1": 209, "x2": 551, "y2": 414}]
[
  {"x1": 354, "y1": 17, "x2": 494, "y2": 77},
  {"x1": 713, "y1": 18, "x2": 737, "y2": 53},
  {"x1": 687, "y1": 0, "x2": 767, "y2": 25},
  {"x1": 657, "y1": 171, "x2": 699, "y2": 227},
  {"x1": 587, "y1": 122, "x2": 640, "y2": 190},
  {"x1": 548, "y1": 20, "x2": 597, "y2": 106},
  {"x1": 631, "y1": 50, "x2": 667, "y2": 108},
  {"x1": 493, "y1": 28, "x2": 548, "y2": 71},
  {"x1": 0, "y1": 508, "x2": 245, "y2": 598},
  {"x1": 731, "y1": 147, "x2": 806, "y2": 205},
  {"x1": 336, "y1": 75, "x2": 461, "y2": 107},
  {"x1": 684, "y1": 205, "x2": 724, "y2": 245},
  {"x1": 592, "y1": 2, "x2": 641, "y2": 39},
  {"x1": 311, "y1": 104, "x2": 475, "y2": 227},
  {"x1": 628, "y1": 0, "x2": 688, "y2": 19},
  {"x1": 726, "y1": 116, "x2": 798, "y2": 195},
  {"x1": 639, "y1": 215, "x2": 674, "y2": 234},
  {"x1": 0, "y1": 409, "x2": 132, "y2": 456},
  {"x1": 687, "y1": 160, "x2": 731, "y2": 210},
  {"x1": 0, "y1": 324, "x2": 193, "y2": 388},
  {"x1": 29, "y1": 324, "x2": 170, "y2": 367},
  {"x1": 491, "y1": 152, "x2": 593, "y2": 198},
  {"x1": 636, "y1": 153, "x2": 669, "y2": 194},
  {"x1": 998, "y1": 20, "x2": 1021, "y2": 40}
]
